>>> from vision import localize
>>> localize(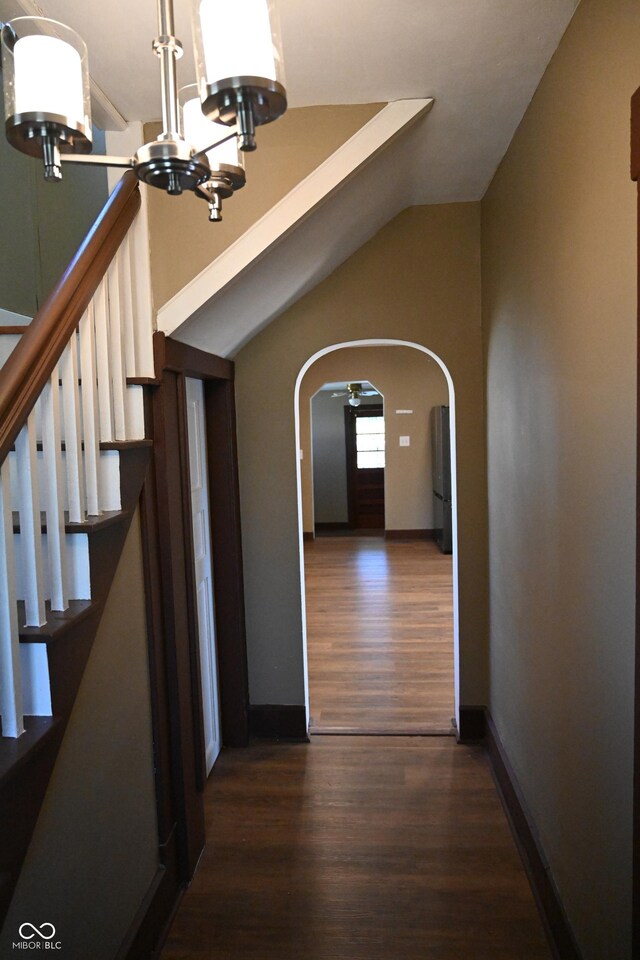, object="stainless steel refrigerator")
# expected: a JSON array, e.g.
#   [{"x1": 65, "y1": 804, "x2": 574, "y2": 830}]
[{"x1": 430, "y1": 405, "x2": 452, "y2": 554}]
